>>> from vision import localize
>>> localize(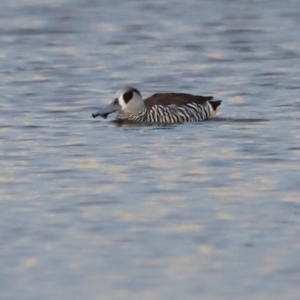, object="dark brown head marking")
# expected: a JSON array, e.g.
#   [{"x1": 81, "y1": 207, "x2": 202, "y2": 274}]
[
  {"x1": 123, "y1": 91, "x2": 133, "y2": 104},
  {"x1": 123, "y1": 87, "x2": 141, "y2": 104}
]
